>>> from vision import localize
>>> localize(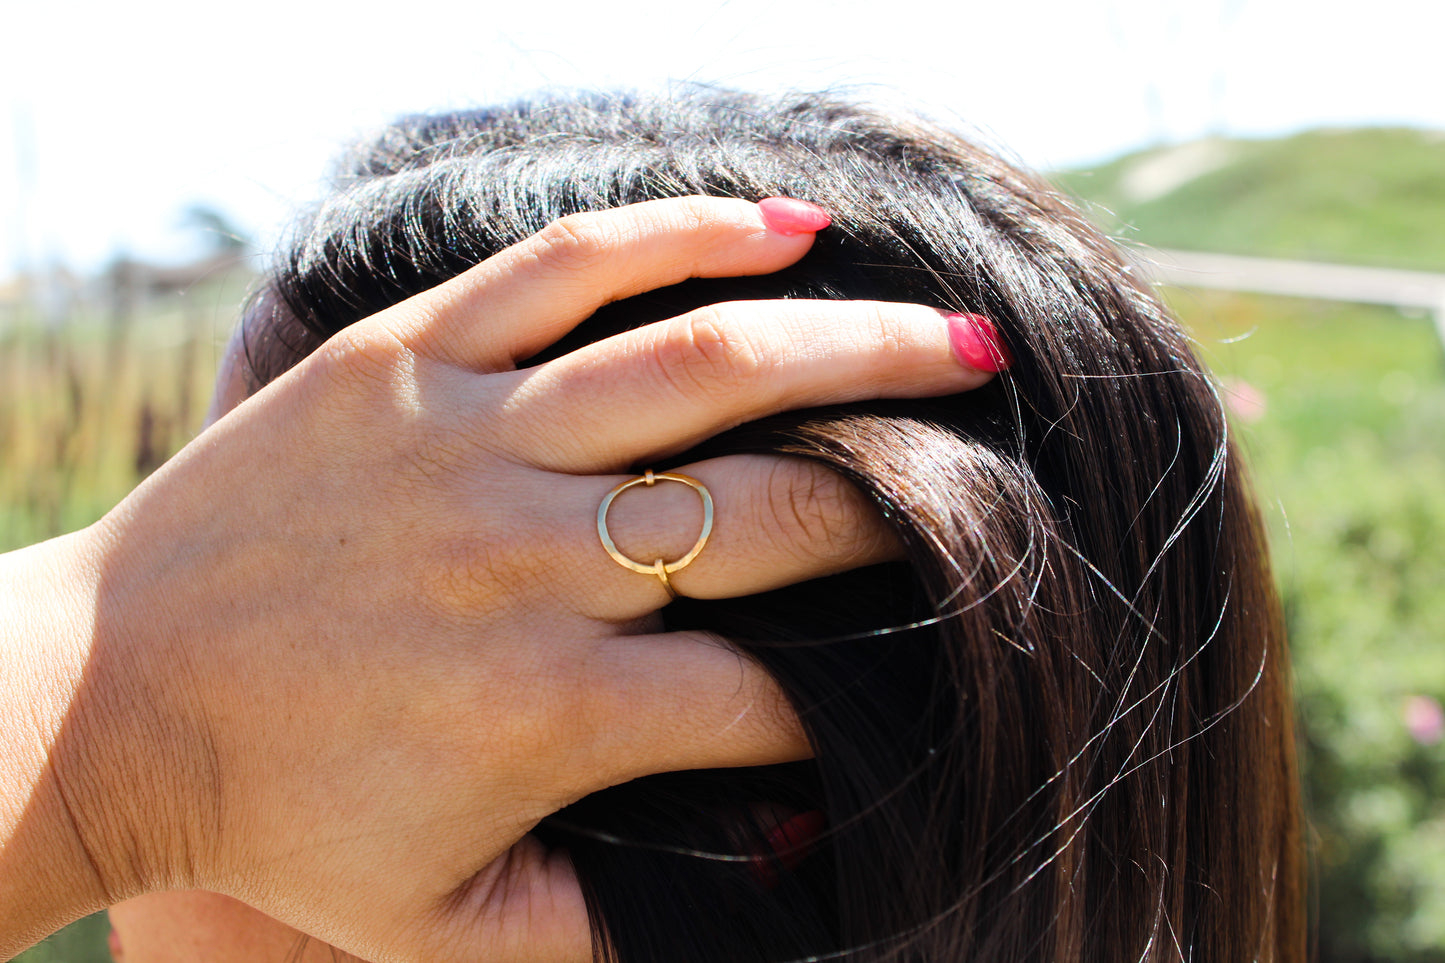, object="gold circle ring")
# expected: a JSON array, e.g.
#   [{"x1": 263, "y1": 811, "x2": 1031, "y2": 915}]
[{"x1": 597, "y1": 470, "x2": 714, "y2": 599}]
